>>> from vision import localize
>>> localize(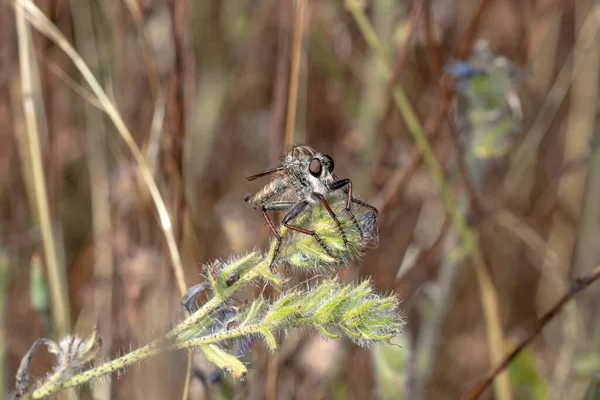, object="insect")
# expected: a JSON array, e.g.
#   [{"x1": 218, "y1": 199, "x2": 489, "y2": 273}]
[{"x1": 244, "y1": 144, "x2": 378, "y2": 270}]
